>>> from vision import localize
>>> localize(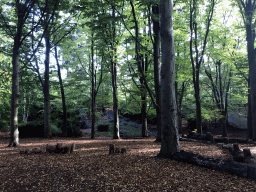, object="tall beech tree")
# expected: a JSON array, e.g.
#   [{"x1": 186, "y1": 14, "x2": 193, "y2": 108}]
[
  {"x1": 55, "y1": 47, "x2": 67, "y2": 137},
  {"x1": 235, "y1": 0, "x2": 256, "y2": 140},
  {"x1": 158, "y1": 0, "x2": 180, "y2": 157},
  {"x1": 130, "y1": 0, "x2": 148, "y2": 138},
  {"x1": 91, "y1": 33, "x2": 96, "y2": 139},
  {"x1": 34, "y1": 0, "x2": 76, "y2": 138},
  {"x1": 39, "y1": 0, "x2": 59, "y2": 138},
  {"x1": 110, "y1": 6, "x2": 120, "y2": 139},
  {"x1": 152, "y1": 5, "x2": 162, "y2": 142},
  {"x1": 0, "y1": 0, "x2": 38, "y2": 147},
  {"x1": 189, "y1": 0, "x2": 215, "y2": 134}
]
